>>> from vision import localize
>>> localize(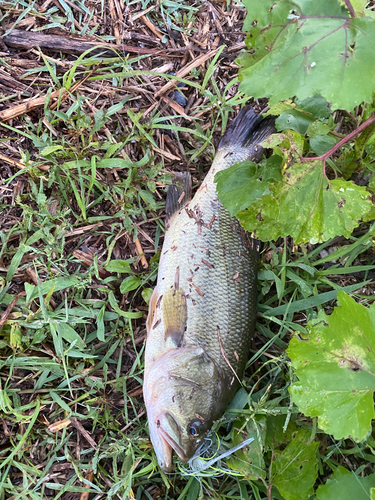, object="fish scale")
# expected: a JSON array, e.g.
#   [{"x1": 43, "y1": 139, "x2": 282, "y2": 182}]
[{"x1": 143, "y1": 107, "x2": 276, "y2": 472}]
